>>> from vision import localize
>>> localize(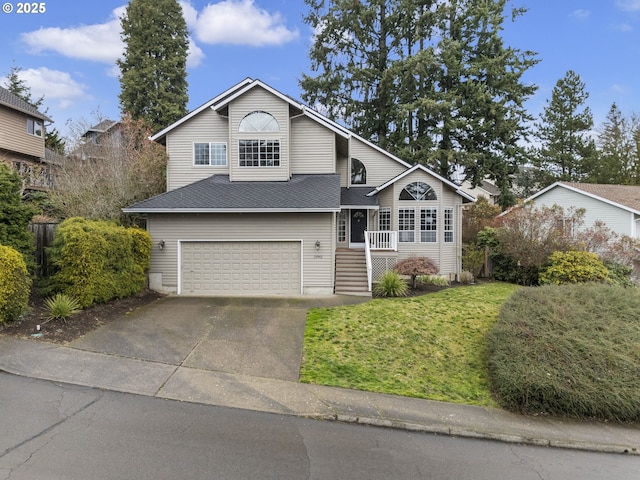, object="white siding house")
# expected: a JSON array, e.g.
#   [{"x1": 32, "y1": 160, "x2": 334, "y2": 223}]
[{"x1": 124, "y1": 79, "x2": 474, "y2": 296}]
